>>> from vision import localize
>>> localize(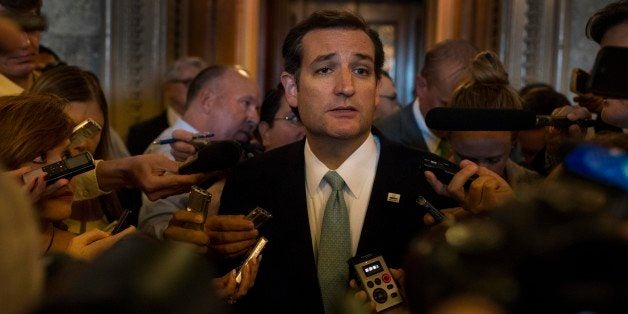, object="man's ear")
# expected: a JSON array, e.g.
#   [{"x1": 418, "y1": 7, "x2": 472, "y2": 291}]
[
  {"x1": 199, "y1": 88, "x2": 216, "y2": 114},
  {"x1": 281, "y1": 72, "x2": 298, "y2": 109},
  {"x1": 415, "y1": 74, "x2": 428, "y2": 99}
]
